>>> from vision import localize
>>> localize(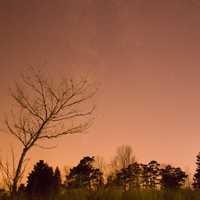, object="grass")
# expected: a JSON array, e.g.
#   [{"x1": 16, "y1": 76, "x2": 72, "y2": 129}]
[
  {"x1": 55, "y1": 188, "x2": 200, "y2": 200},
  {"x1": 2, "y1": 188, "x2": 200, "y2": 200}
]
